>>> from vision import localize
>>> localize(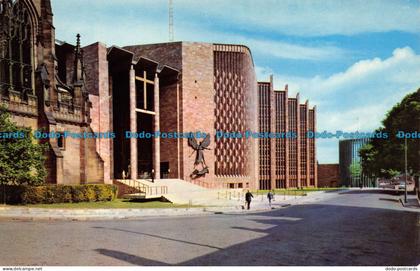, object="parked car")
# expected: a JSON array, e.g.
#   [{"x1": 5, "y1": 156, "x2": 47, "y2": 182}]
[
  {"x1": 397, "y1": 181, "x2": 406, "y2": 190},
  {"x1": 378, "y1": 181, "x2": 391, "y2": 189},
  {"x1": 395, "y1": 181, "x2": 415, "y2": 191}
]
